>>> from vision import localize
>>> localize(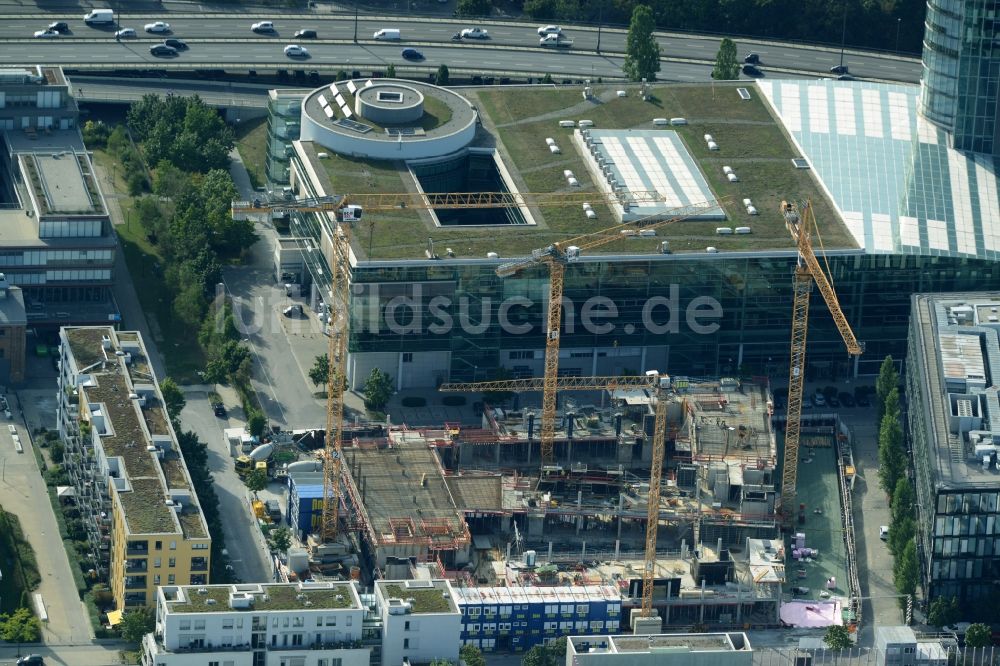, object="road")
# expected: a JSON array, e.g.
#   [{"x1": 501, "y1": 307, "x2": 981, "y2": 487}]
[
  {"x1": 0, "y1": 13, "x2": 921, "y2": 82},
  {"x1": 0, "y1": 642, "x2": 127, "y2": 666}
]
